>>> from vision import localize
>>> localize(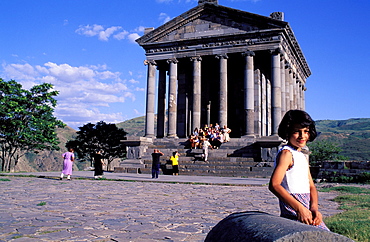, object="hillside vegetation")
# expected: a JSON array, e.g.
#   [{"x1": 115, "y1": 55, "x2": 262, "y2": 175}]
[
  {"x1": 315, "y1": 118, "x2": 370, "y2": 161},
  {"x1": 14, "y1": 117, "x2": 370, "y2": 172}
]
